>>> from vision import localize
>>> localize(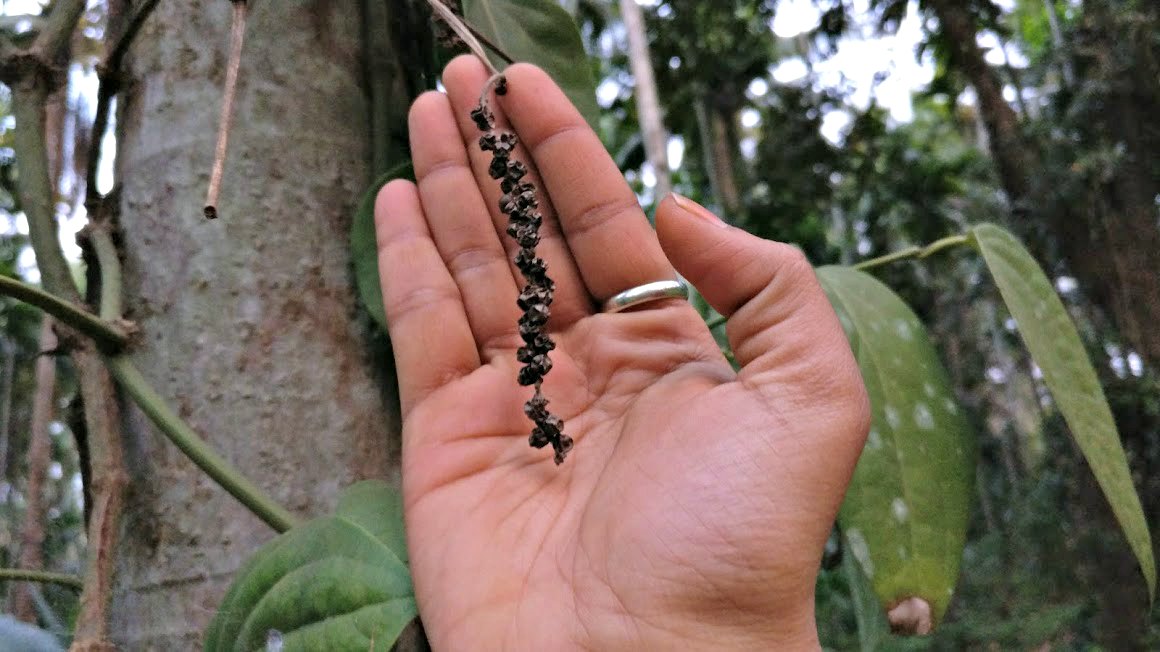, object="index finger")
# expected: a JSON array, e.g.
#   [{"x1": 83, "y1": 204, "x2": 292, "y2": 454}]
[{"x1": 497, "y1": 64, "x2": 677, "y2": 304}]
